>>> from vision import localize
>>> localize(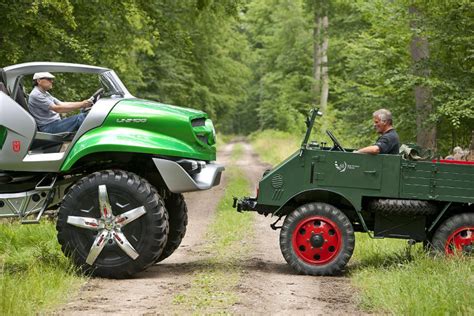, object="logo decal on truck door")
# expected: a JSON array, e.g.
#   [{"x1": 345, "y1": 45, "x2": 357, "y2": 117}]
[
  {"x1": 335, "y1": 161, "x2": 347, "y2": 172},
  {"x1": 12, "y1": 140, "x2": 20, "y2": 152},
  {"x1": 334, "y1": 161, "x2": 360, "y2": 173}
]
